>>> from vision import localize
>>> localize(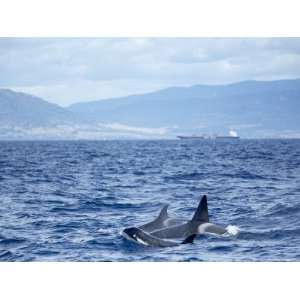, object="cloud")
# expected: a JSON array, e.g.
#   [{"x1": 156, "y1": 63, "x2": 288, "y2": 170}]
[{"x1": 1, "y1": 38, "x2": 300, "y2": 105}]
